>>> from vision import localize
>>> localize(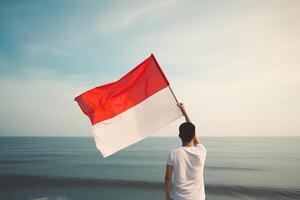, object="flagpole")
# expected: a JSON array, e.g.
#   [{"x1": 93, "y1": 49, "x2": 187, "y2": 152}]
[{"x1": 169, "y1": 85, "x2": 179, "y2": 104}]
